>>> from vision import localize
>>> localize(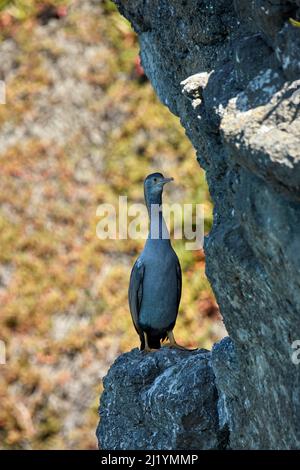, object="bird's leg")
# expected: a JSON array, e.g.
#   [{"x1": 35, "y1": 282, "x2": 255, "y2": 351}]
[
  {"x1": 166, "y1": 330, "x2": 192, "y2": 351},
  {"x1": 143, "y1": 332, "x2": 160, "y2": 353}
]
